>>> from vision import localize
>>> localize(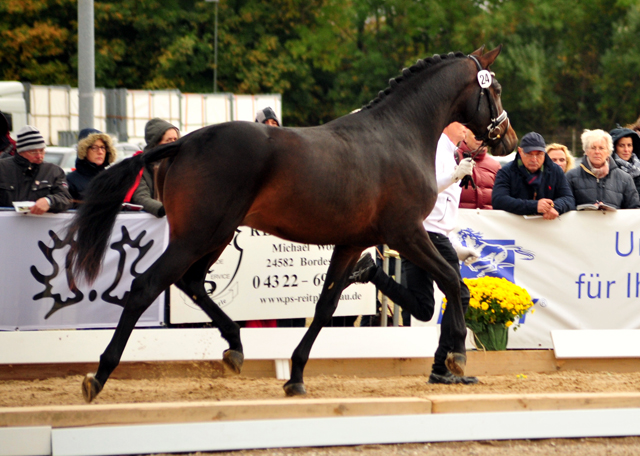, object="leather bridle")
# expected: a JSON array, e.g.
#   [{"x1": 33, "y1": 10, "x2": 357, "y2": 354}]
[
  {"x1": 468, "y1": 55, "x2": 510, "y2": 145},
  {"x1": 457, "y1": 55, "x2": 511, "y2": 189}
]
